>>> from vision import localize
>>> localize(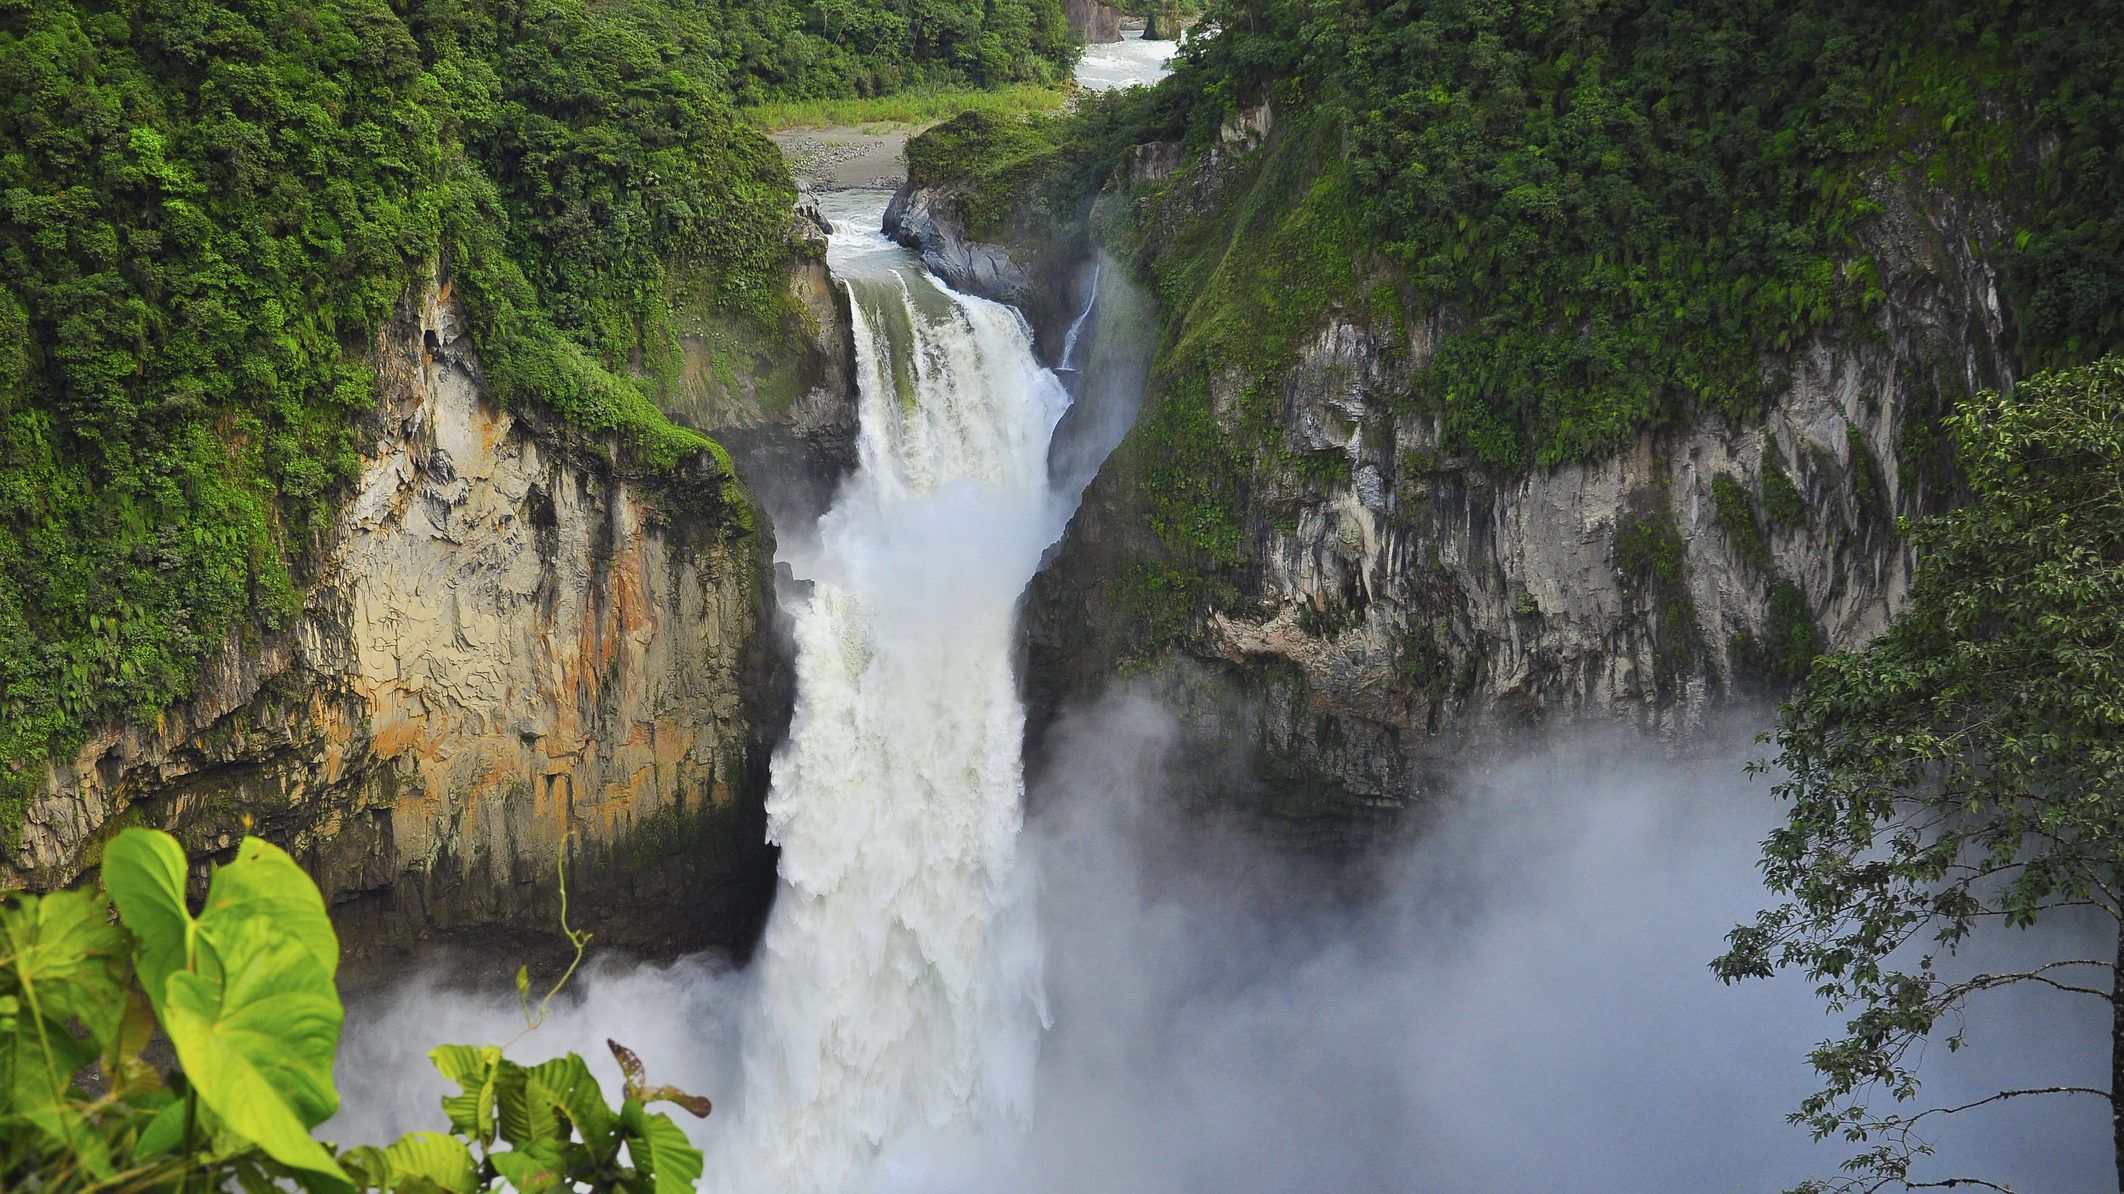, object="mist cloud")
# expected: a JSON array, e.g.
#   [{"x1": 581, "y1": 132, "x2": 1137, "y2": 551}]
[{"x1": 336, "y1": 688, "x2": 2111, "y2": 1192}]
